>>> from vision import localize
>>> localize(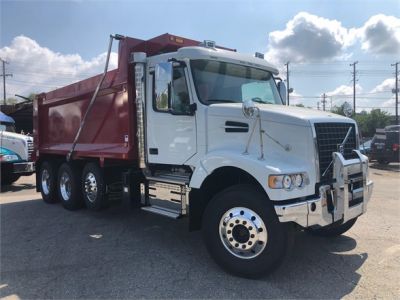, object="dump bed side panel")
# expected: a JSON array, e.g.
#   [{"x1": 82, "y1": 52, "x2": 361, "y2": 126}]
[{"x1": 34, "y1": 37, "x2": 143, "y2": 163}]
